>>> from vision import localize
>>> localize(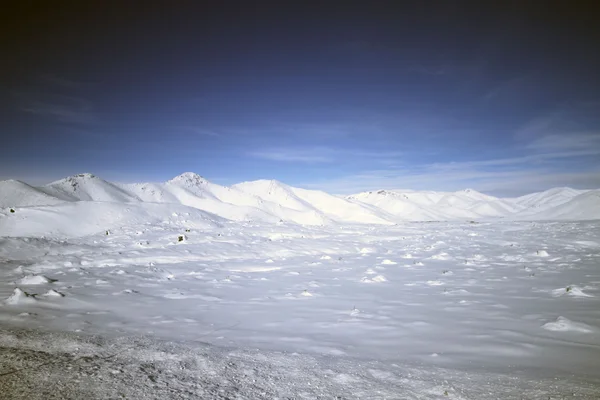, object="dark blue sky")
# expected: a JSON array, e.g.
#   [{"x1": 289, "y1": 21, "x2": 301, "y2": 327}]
[{"x1": 2, "y1": 1, "x2": 599, "y2": 195}]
